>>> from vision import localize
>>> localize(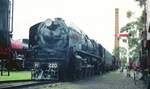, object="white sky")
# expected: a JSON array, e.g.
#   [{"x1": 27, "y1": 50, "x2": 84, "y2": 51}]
[{"x1": 13, "y1": 0, "x2": 142, "y2": 53}]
